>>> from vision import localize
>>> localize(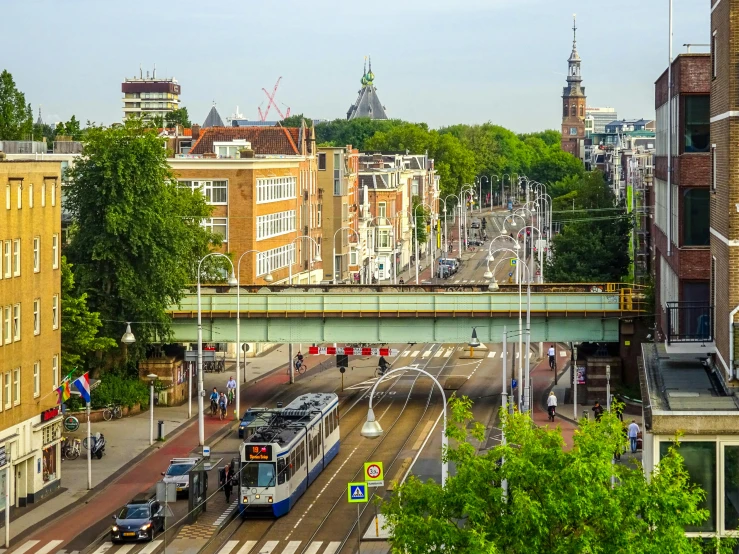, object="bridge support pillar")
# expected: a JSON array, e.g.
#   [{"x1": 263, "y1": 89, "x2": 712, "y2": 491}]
[{"x1": 288, "y1": 343, "x2": 294, "y2": 384}]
